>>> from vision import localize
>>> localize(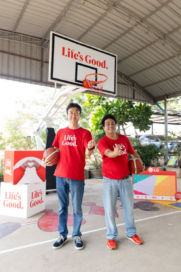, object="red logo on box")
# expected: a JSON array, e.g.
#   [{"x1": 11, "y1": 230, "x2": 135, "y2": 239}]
[
  {"x1": 30, "y1": 189, "x2": 44, "y2": 208},
  {"x1": 3, "y1": 191, "x2": 23, "y2": 209},
  {"x1": 148, "y1": 167, "x2": 160, "y2": 173}
]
